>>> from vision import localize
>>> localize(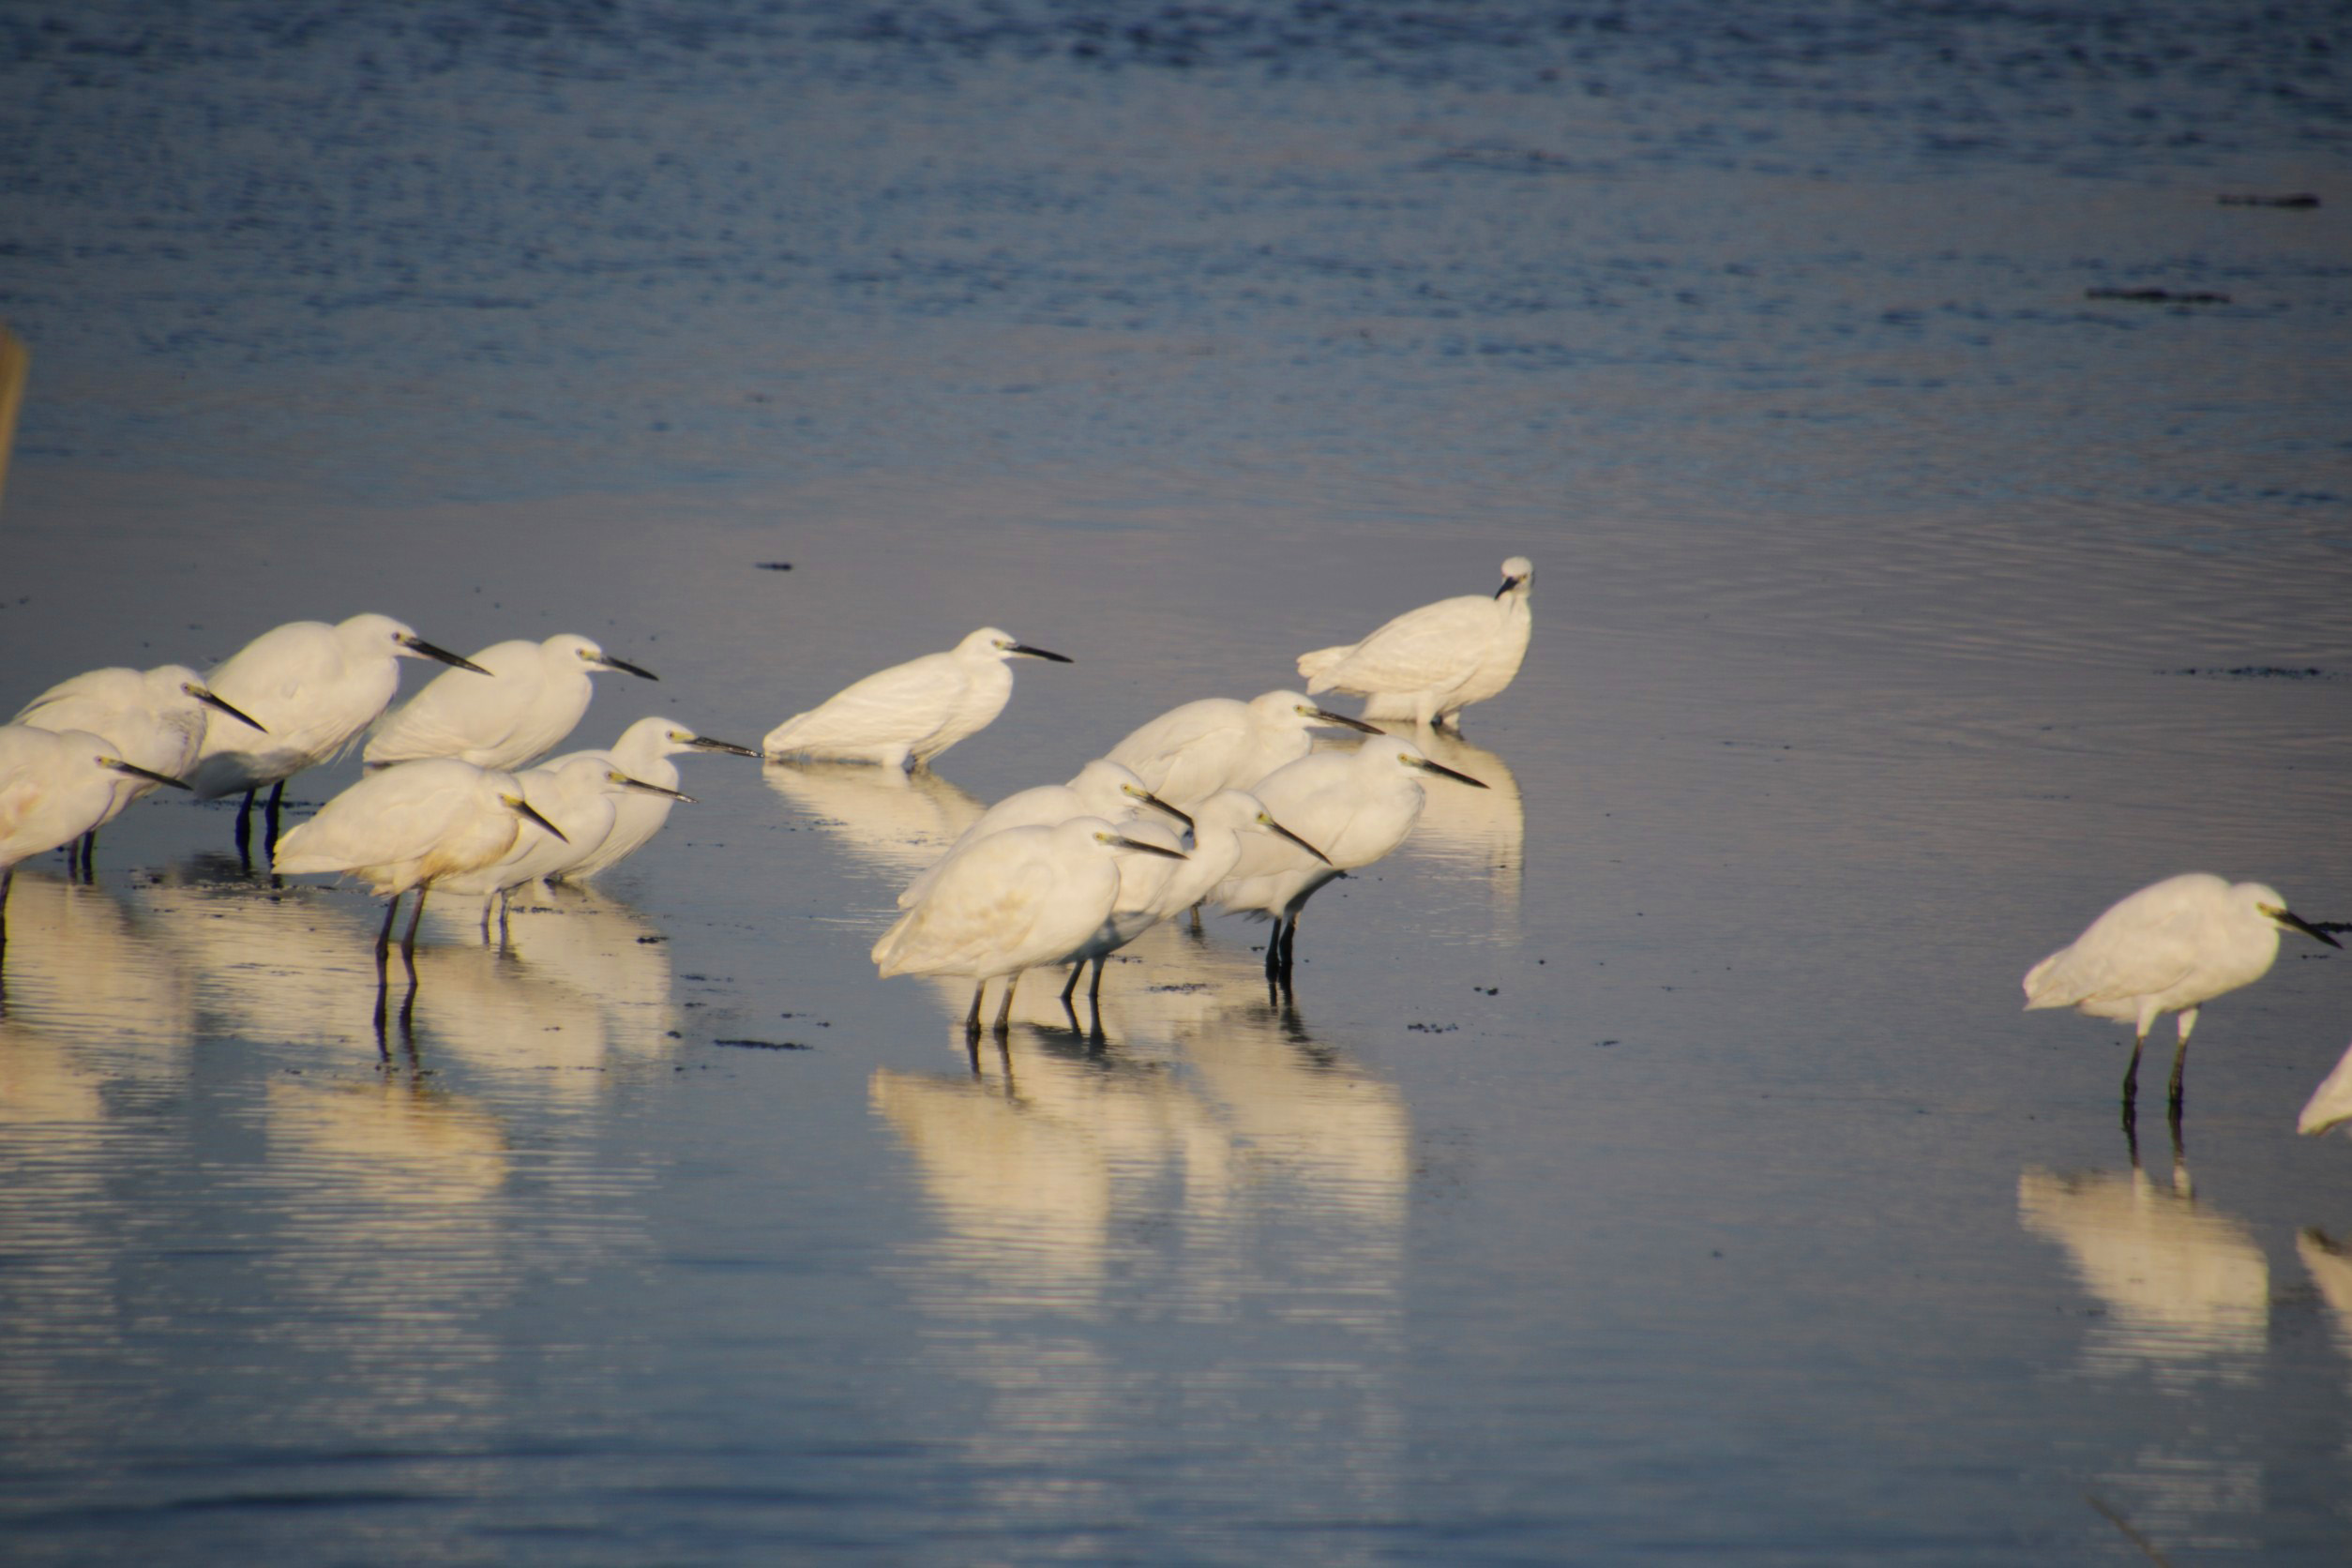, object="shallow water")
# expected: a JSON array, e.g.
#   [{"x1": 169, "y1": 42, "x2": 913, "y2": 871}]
[{"x1": 4, "y1": 4, "x2": 2351, "y2": 1562}]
